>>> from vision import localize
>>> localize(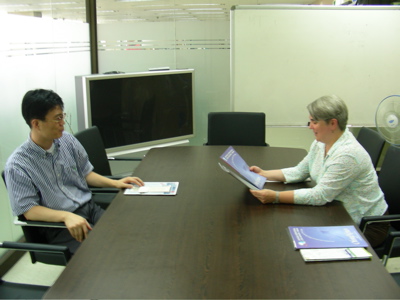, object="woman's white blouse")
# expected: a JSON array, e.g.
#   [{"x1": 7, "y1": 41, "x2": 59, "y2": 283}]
[{"x1": 282, "y1": 128, "x2": 387, "y2": 225}]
